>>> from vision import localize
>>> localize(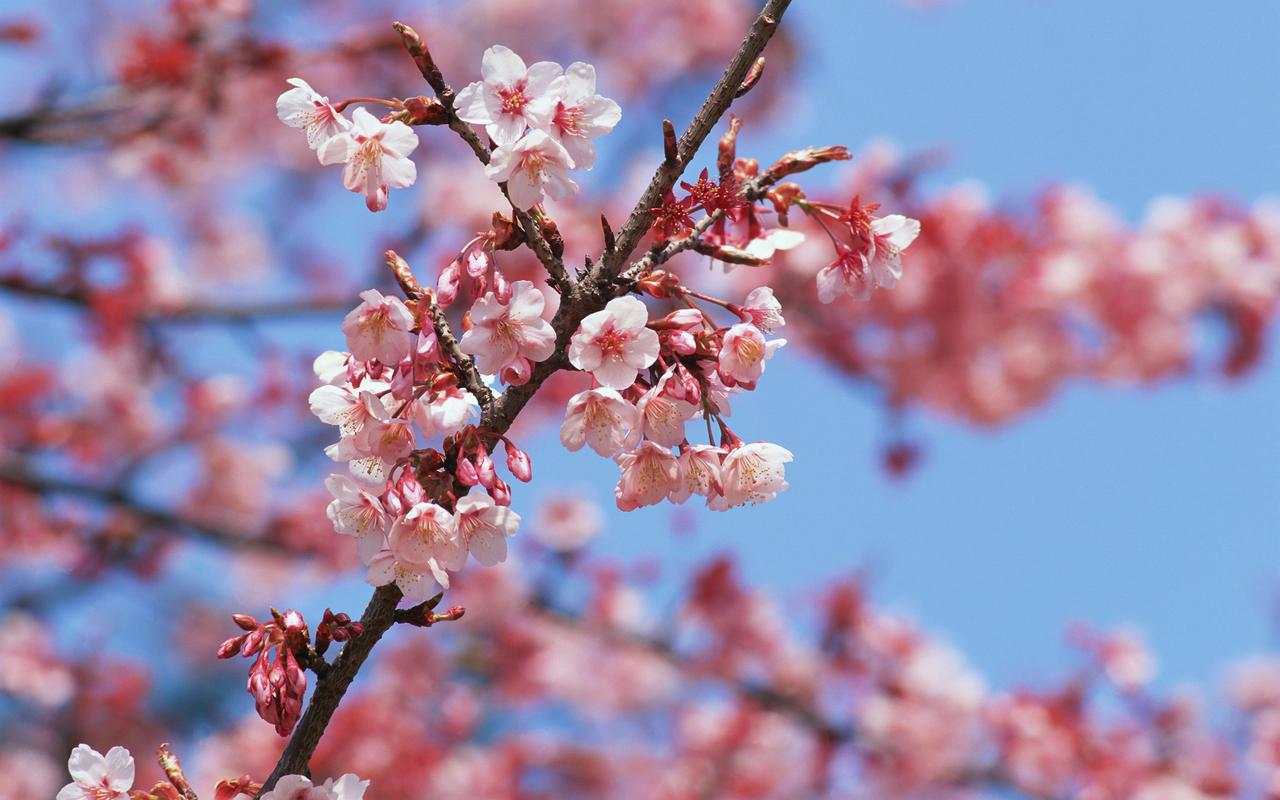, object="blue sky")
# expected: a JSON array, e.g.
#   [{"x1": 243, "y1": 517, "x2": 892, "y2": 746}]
[{"x1": 528, "y1": 0, "x2": 1280, "y2": 693}]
